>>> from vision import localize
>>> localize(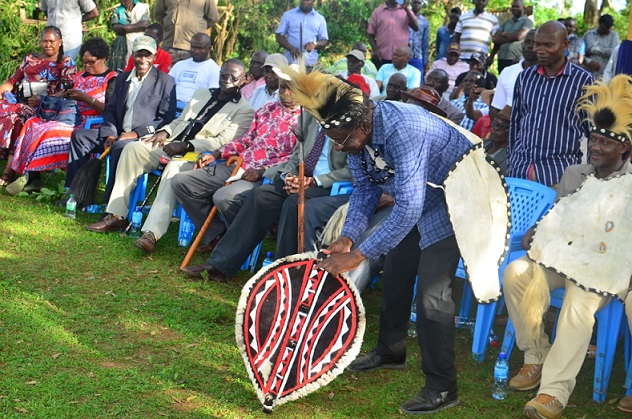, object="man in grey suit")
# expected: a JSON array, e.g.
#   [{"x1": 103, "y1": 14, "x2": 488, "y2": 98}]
[
  {"x1": 66, "y1": 35, "x2": 177, "y2": 200},
  {"x1": 180, "y1": 113, "x2": 351, "y2": 281}
]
